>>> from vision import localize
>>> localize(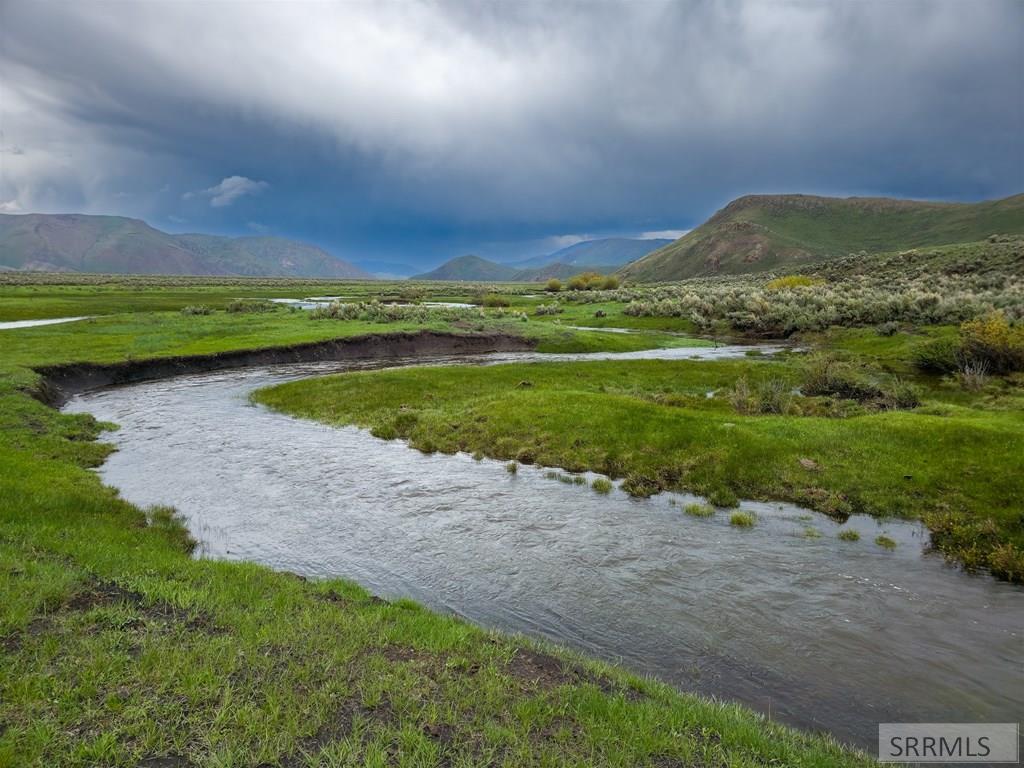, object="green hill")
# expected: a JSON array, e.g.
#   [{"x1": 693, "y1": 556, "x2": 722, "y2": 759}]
[
  {"x1": 412, "y1": 254, "x2": 519, "y2": 281},
  {"x1": 619, "y1": 193, "x2": 1024, "y2": 282},
  {"x1": 0, "y1": 213, "x2": 372, "y2": 278}
]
